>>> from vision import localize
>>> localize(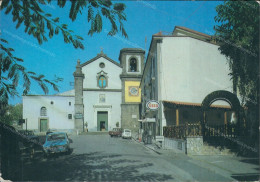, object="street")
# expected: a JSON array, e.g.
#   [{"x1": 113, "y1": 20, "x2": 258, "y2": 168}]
[{"x1": 17, "y1": 134, "x2": 236, "y2": 181}]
